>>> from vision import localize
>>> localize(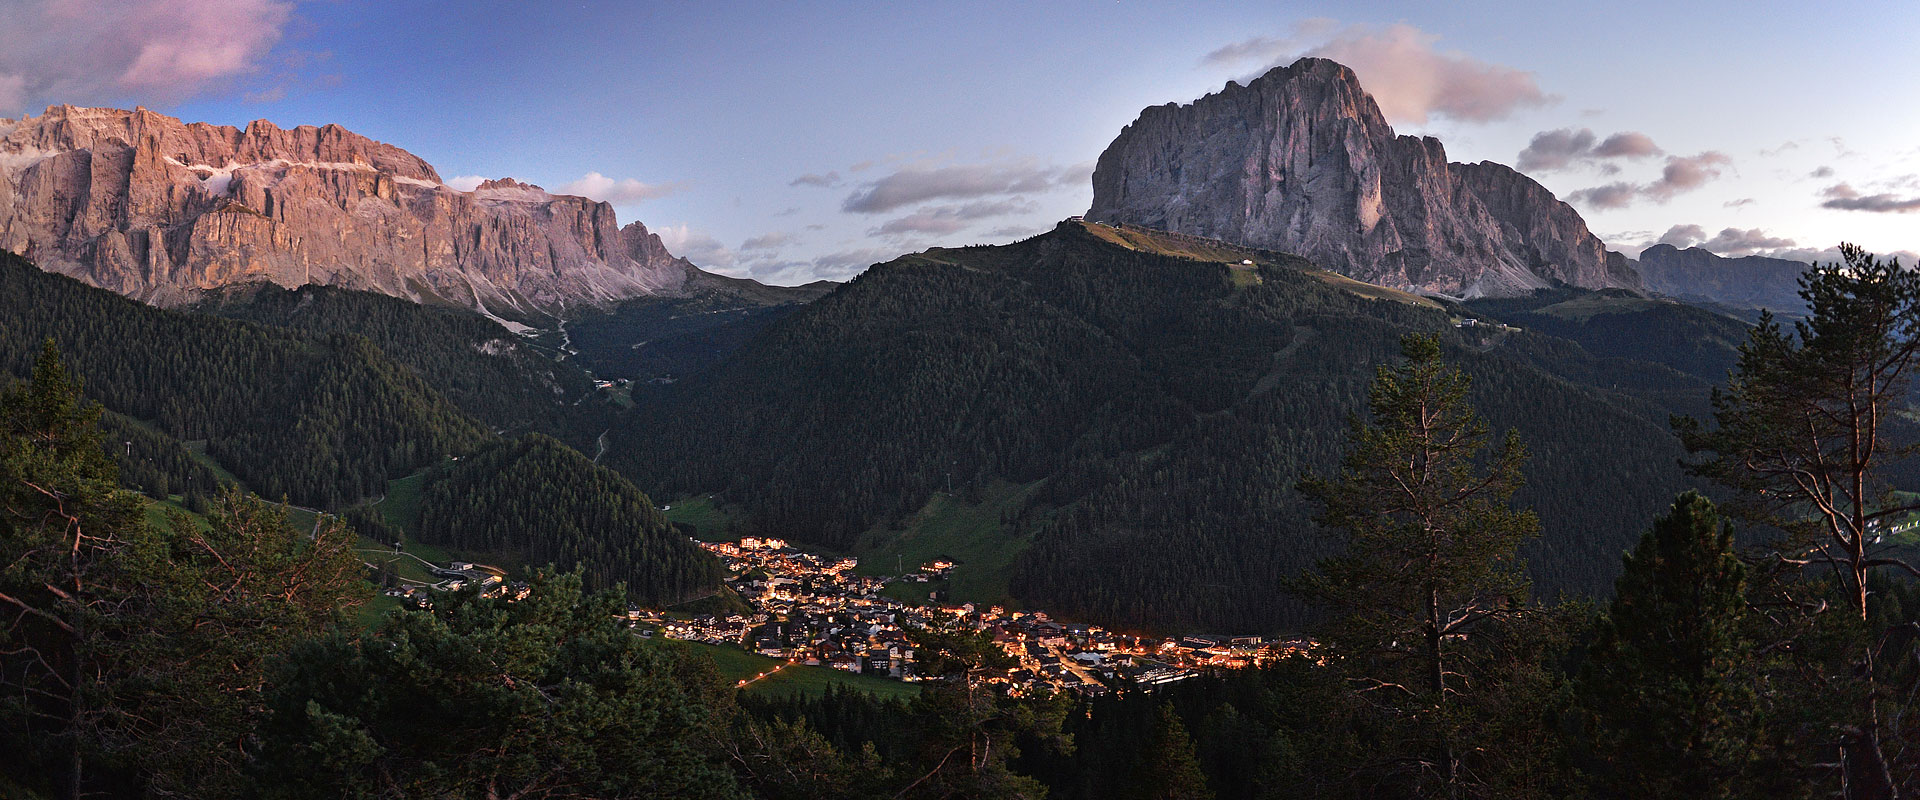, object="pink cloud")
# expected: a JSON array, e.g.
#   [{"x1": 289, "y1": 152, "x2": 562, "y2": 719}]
[
  {"x1": 0, "y1": 0, "x2": 293, "y2": 114},
  {"x1": 554, "y1": 172, "x2": 683, "y2": 205},
  {"x1": 1567, "y1": 152, "x2": 1733, "y2": 210},
  {"x1": 1205, "y1": 21, "x2": 1553, "y2": 125}
]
